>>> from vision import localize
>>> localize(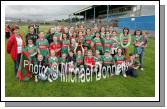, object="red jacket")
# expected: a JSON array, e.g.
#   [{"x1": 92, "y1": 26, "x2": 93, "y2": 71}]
[{"x1": 7, "y1": 34, "x2": 24, "y2": 61}]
